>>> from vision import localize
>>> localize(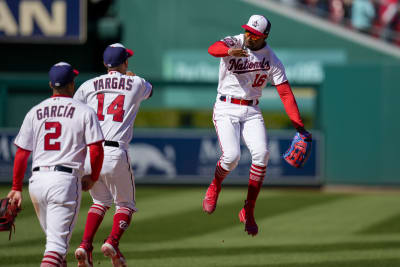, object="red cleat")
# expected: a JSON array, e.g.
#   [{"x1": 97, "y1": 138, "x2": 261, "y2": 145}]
[
  {"x1": 75, "y1": 242, "x2": 93, "y2": 267},
  {"x1": 238, "y1": 201, "x2": 258, "y2": 236},
  {"x1": 101, "y1": 238, "x2": 127, "y2": 267},
  {"x1": 202, "y1": 181, "x2": 221, "y2": 214}
]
